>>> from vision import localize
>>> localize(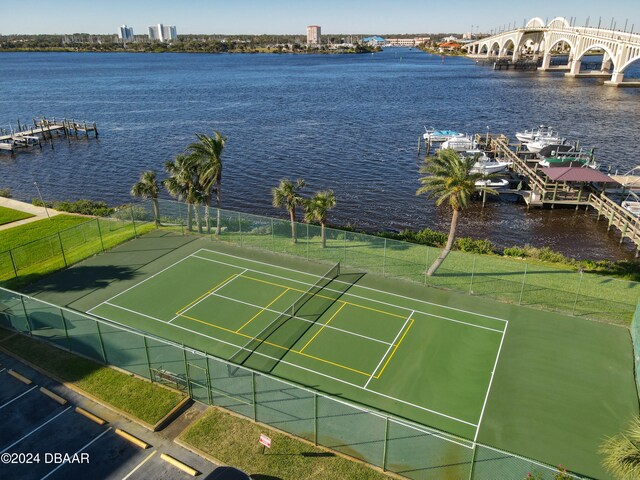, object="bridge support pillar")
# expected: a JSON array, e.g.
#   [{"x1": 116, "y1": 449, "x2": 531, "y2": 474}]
[
  {"x1": 538, "y1": 52, "x2": 552, "y2": 71},
  {"x1": 601, "y1": 54, "x2": 612, "y2": 72},
  {"x1": 604, "y1": 71, "x2": 625, "y2": 86},
  {"x1": 565, "y1": 59, "x2": 582, "y2": 76}
]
